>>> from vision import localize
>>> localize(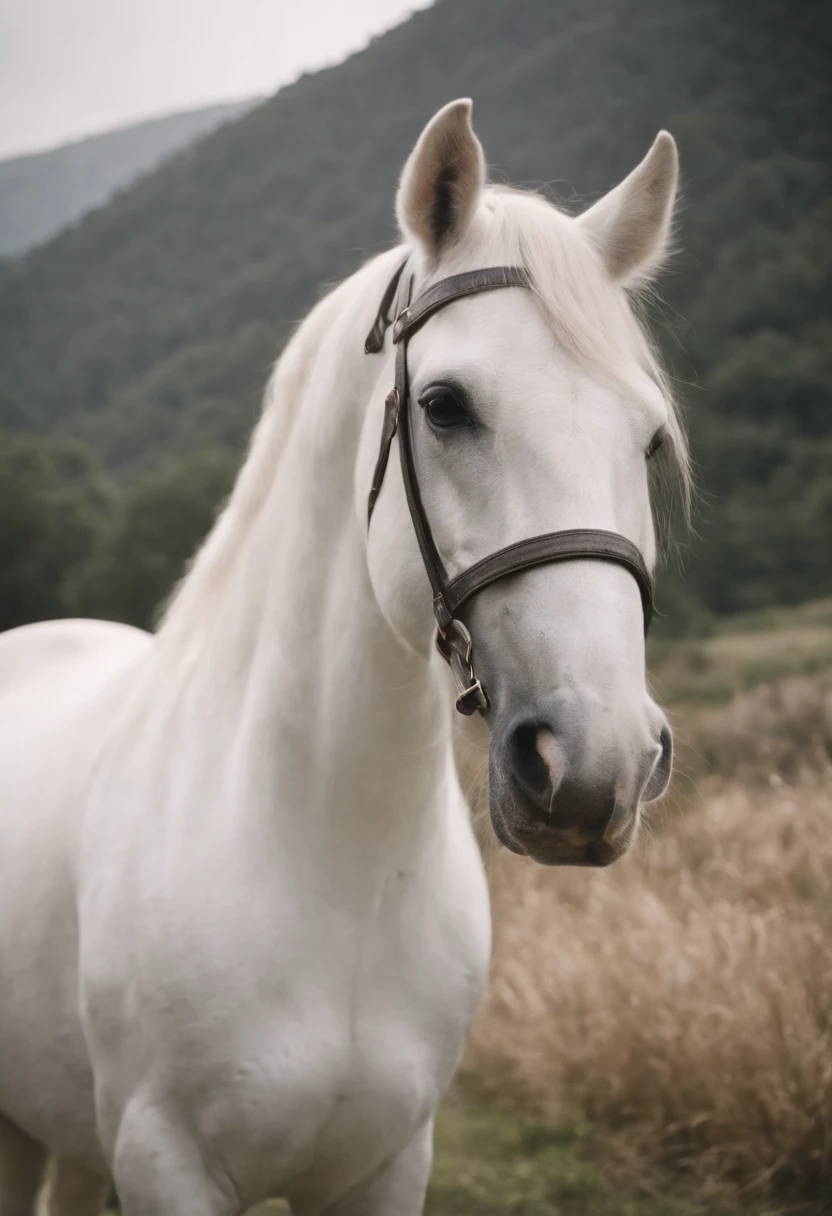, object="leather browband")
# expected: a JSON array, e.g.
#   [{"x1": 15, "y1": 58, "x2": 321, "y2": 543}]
[
  {"x1": 391, "y1": 266, "x2": 531, "y2": 343},
  {"x1": 364, "y1": 259, "x2": 655, "y2": 715}
]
